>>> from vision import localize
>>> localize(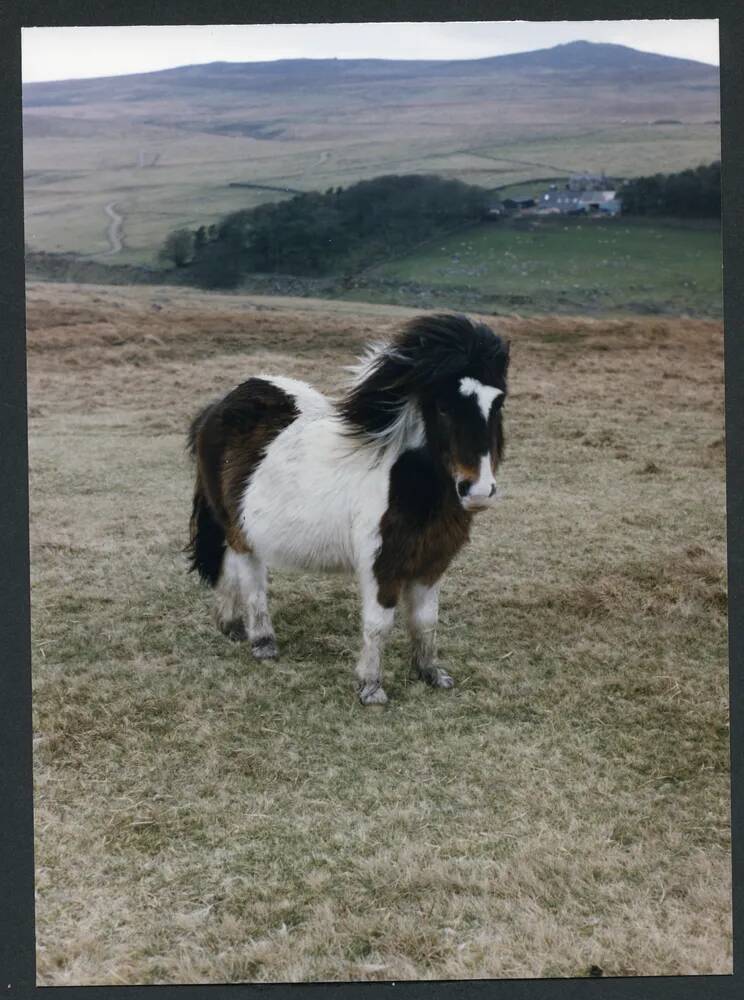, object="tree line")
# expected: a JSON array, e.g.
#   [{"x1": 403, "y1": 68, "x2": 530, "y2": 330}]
[
  {"x1": 619, "y1": 161, "x2": 720, "y2": 218},
  {"x1": 159, "y1": 174, "x2": 492, "y2": 288}
]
